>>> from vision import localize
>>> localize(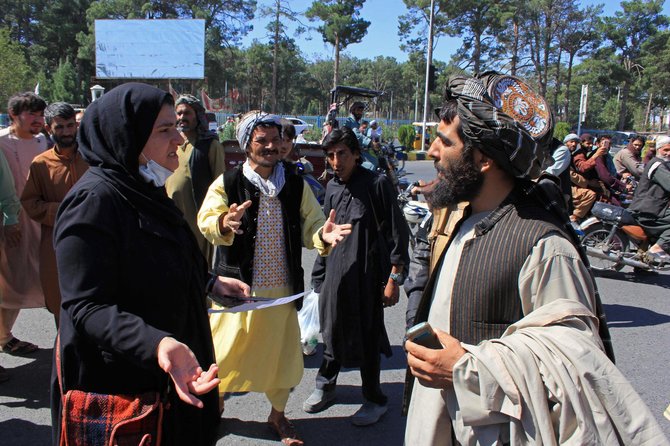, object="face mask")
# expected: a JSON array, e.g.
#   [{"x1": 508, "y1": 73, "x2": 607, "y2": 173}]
[{"x1": 138, "y1": 156, "x2": 173, "y2": 187}]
